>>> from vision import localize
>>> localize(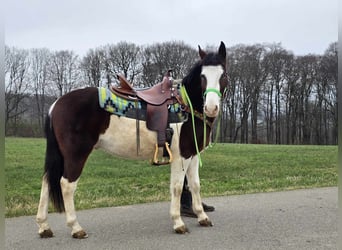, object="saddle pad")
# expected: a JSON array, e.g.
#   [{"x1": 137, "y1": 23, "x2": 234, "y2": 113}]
[
  {"x1": 98, "y1": 87, "x2": 141, "y2": 116},
  {"x1": 98, "y1": 87, "x2": 187, "y2": 123}
]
